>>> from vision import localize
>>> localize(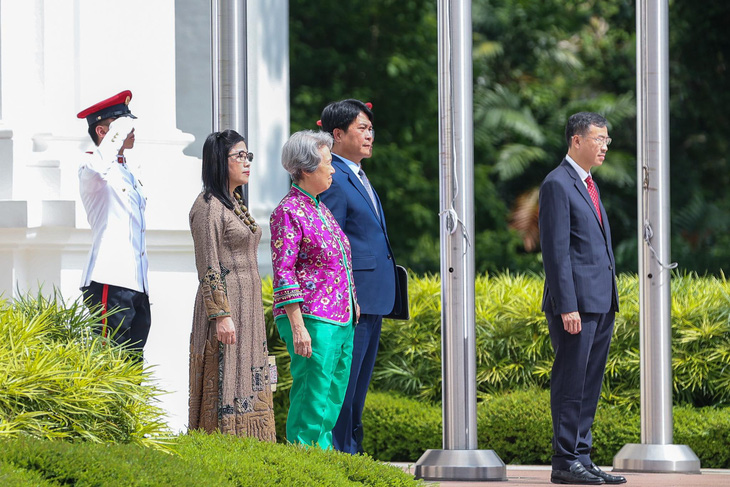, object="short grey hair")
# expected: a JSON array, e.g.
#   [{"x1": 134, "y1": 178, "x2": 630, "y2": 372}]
[{"x1": 281, "y1": 130, "x2": 334, "y2": 183}]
